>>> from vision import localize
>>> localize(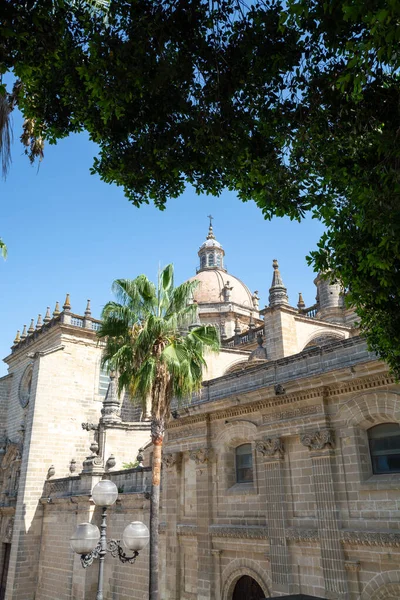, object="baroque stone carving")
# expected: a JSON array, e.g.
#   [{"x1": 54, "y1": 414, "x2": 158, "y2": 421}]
[
  {"x1": 177, "y1": 524, "x2": 198, "y2": 536},
  {"x1": 4, "y1": 517, "x2": 14, "y2": 543},
  {"x1": 209, "y1": 525, "x2": 269, "y2": 539},
  {"x1": 162, "y1": 453, "x2": 178, "y2": 469},
  {"x1": 82, "y1": 423, "x2": 99, "y2": 431},
  {"x1": 285, "y1": 528, "x2": 319, "y2": 543},
  {"x1": 256, "y1": 437, "x2": 285, "y2": 458},
  {"x1": 189, "y1": 448, "x2": 212, "y2": 465},
  {"x1": 274, "y1": 383, "x2": 285, "y2": 395},
  {"x1": 18, "y1": 364, "x2": 33, "y2": 408},
  {"x1": 341, "y1": 530, "x2": 400, "y2": 548},
  {"x1": 264, "y1": 404, "x2": 323, "y2": 423},
  {"x1": 301, "y1": 428, "x2": 334, "y2": 451}
]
